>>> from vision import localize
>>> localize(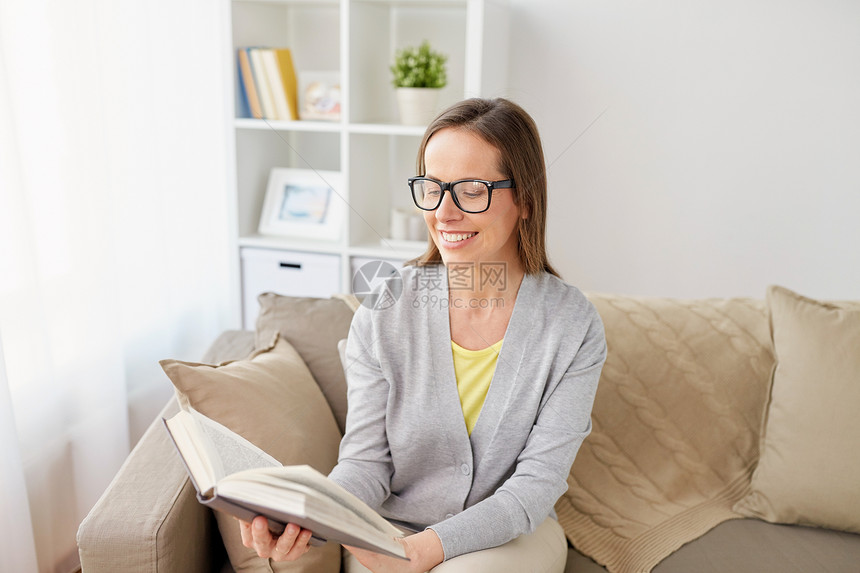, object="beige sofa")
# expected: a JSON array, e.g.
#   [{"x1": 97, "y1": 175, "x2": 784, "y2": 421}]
[{"x1": 77, "y1": 288, "x2": 860, "y2": 572}]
